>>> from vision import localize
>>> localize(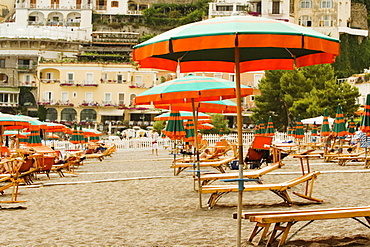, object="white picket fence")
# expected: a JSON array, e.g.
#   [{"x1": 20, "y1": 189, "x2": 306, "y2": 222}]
[{"x1": 49, "y1": 132, "x2": 313, "y2": 151}]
